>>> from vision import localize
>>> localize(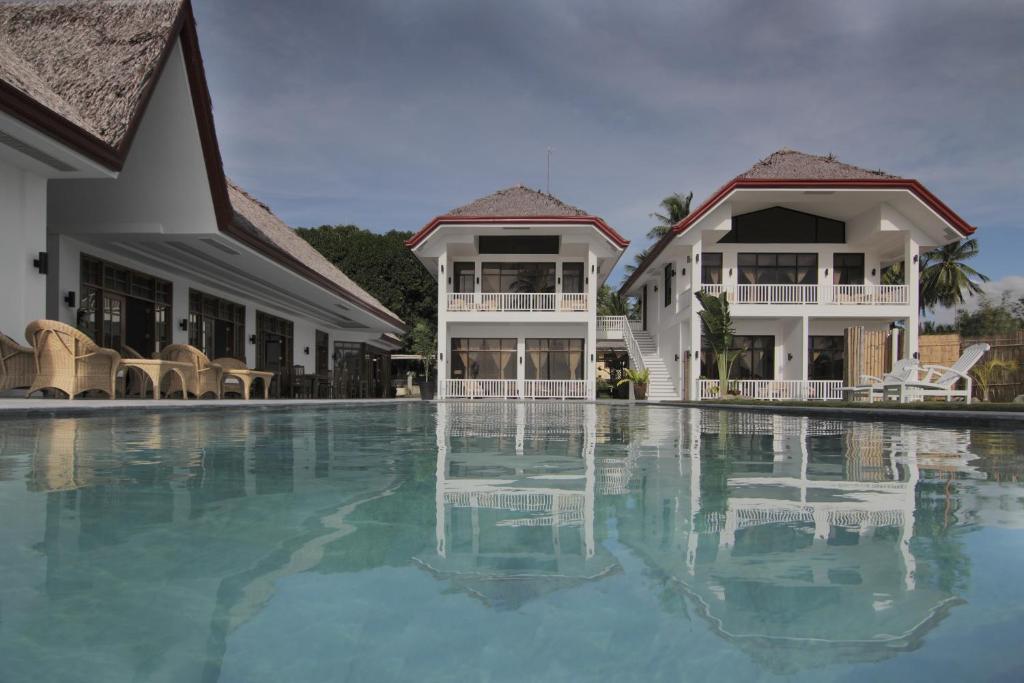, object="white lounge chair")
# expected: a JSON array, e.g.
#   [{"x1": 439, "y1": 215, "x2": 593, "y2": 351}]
[
  {"x1": 841, "y1": 358, "x2": 919, "y2": 402},
  {"x1": 883, "y1": 343, "x2": 991, "y2": 404}
]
